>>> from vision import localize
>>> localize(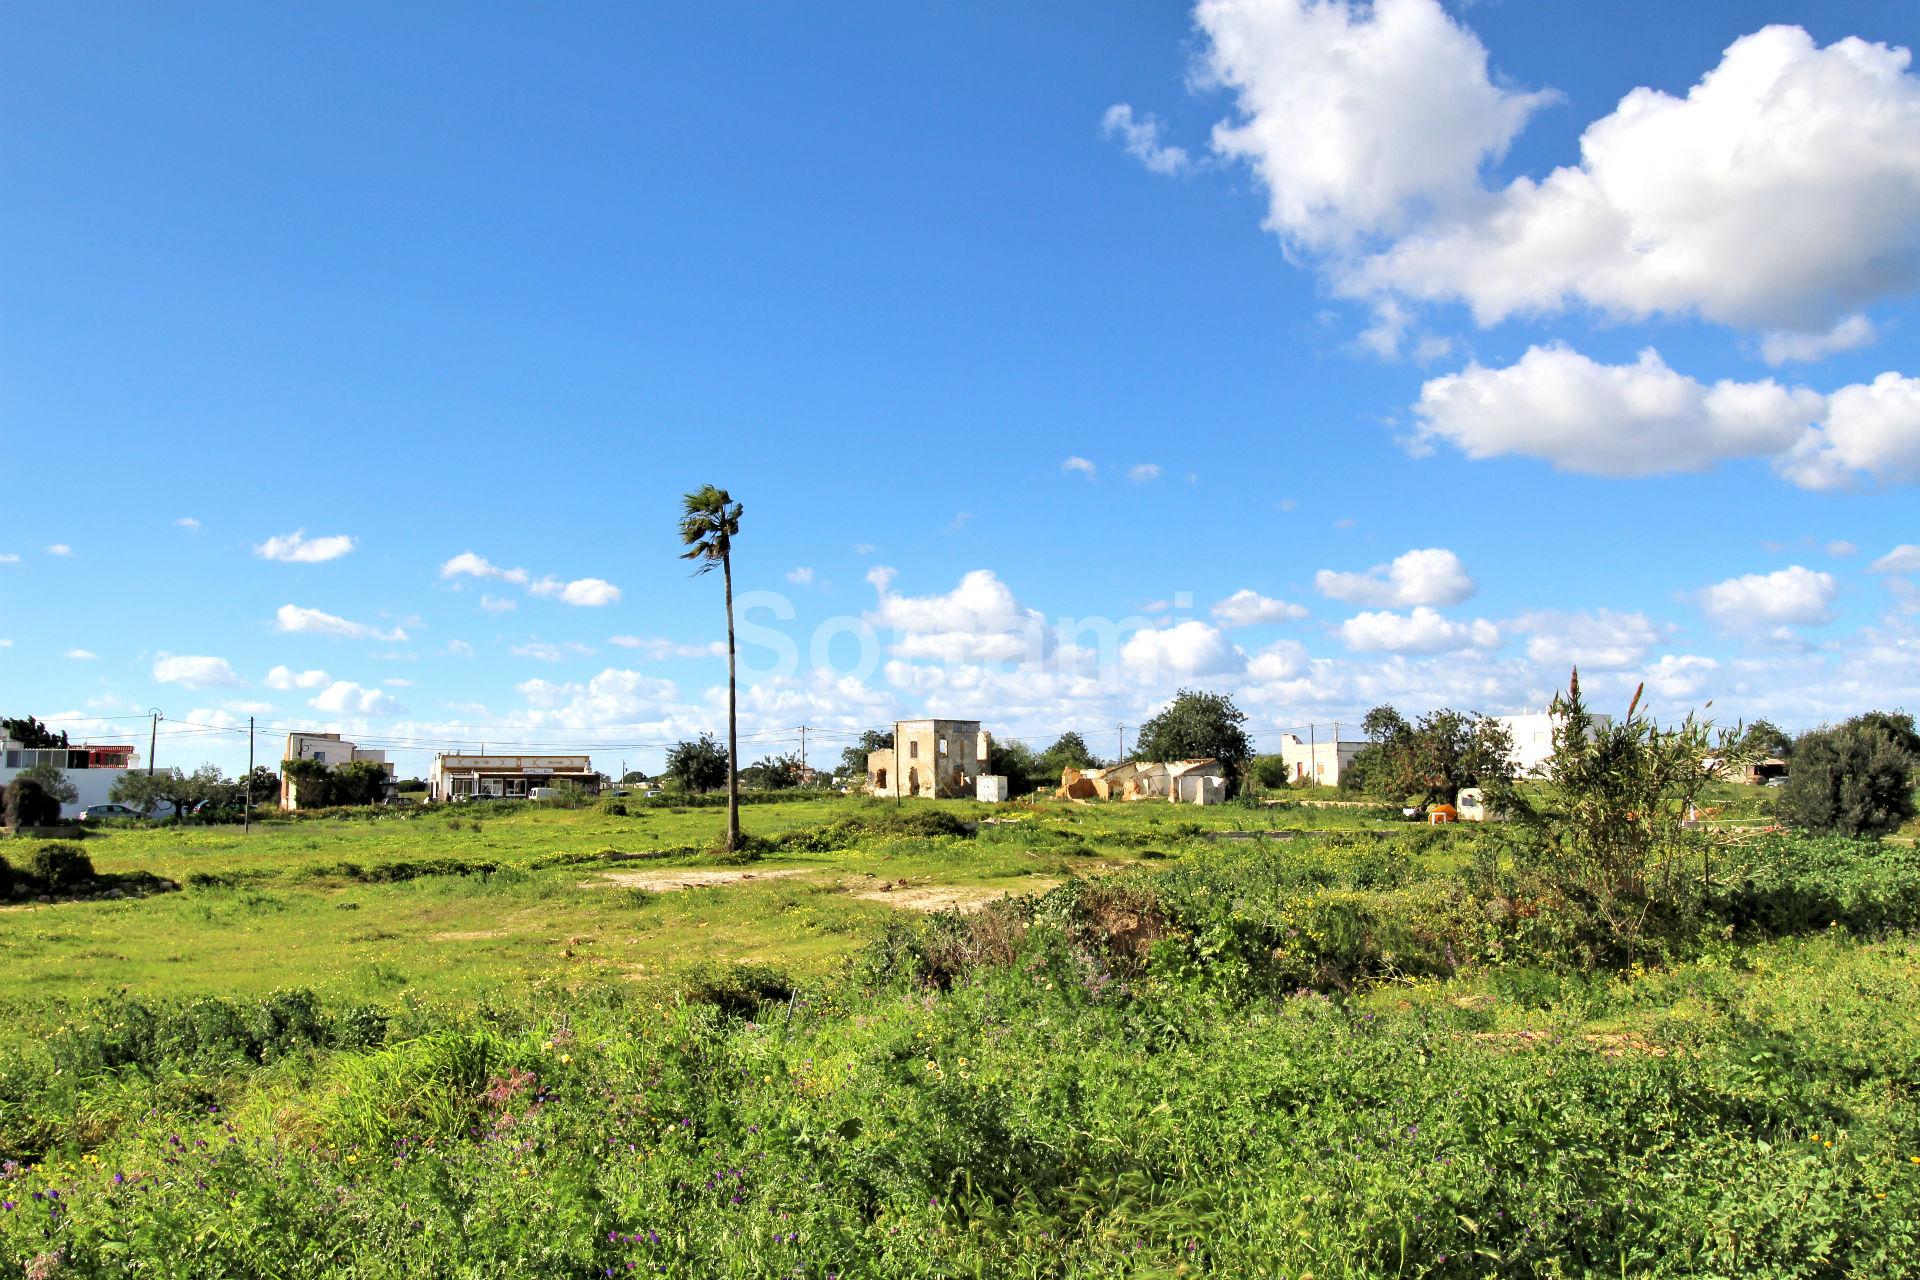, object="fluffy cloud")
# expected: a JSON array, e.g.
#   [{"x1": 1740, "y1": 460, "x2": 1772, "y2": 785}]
[
  {"x1": 45, "y1": 544, "x2": 72, "y2": 557},
  {"x1": 1315, "y1": 548, "x2": 1474, "y2": 607},
  {"x1": 175, "y1": 517, "x2": 201, "y2": 531},
  {"x1": 511, "y1": 639, "x2": 596, "y2": 662},
  {"x1": 1102, "y1": 104, "x2": 1192, "y2": 176},
  {"x1": 1509, "y1": 609, "x2": 1663, "y2": 670},
  {"x1": 265, "y1": 665, "x2": 331, "y2": 690},
  {"x1": 1414, "y1": 346, "x2": 1819, "y2": 476},
  {"x1": 153, "y1": 654, "x2": 242, "y2": 689},
  {"x1": 1199, "y1": 0, "x2": 1548, "y2": 249},
  {"x1": 309, "y1": 681, "x2": 401, "y2": 716},
  {"x1": 1697, "y1": 565, "x2": 1838, "y2": 628},
  {"x1": 1762, "y1": 315, "x2": 1877, "y2": 367},
  {"x1": 513, "y1": 668, "x2": 684, "y2": 727},
  {"x1": 1188, "y1": 4, "x2": 1920, "y2": 342},
  {"x1": 274, "y1": 604, "x2": 408, "y2": 642},
  {"x1": 868, "y1": 569, "x2": 1047, "y2": 663},
  {"x1": 1351, "y1": 25, "x2": 1920, "y2": 332},
  {"x1": 786, "y1": 567, "x2": 815, "y2": 586},
  {"x1": 255, "y1": 530, "x2": 356, "y2": 563},
  {"x1": 1869, "y1": 544, "x2": 1920, "y2": 574},
  {"x1": 0, "y1": 554, "x2": 17, "y2": 565},
  {"x1": 1211, "y1": 589, "x2": 1309, "y2": 627},
  {"x1": 1127, "y1": 463, "x2": 1164, "y2": 483},
  {"x1": 479, "y1": 594, "x2": 517, "y2": 613},
  {"x1": 1778, "y1": 372, "x2": 1920, "y2": 491},
  {"x1": 1061, "y1": 456, "x2": 1096, "y2": 478},
  {"x1": 608, "y1": 636, "x2": 727, "y2": 660},
  {"x1": 529, "y1": 576, "x2": 622, "y2": 608},
  {"x1": 1339, "y1": 607, "x2": 1499, "y2": 654},
  {"x1": 440, "y1": 552, "x2": 530, "y2": 584},
  {"x1": 1120, "y1": 620, "x2": 1241, "y2": 676},
  {"x1": 65, "y1": 649, "x2": 98, "y2": 661}
]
